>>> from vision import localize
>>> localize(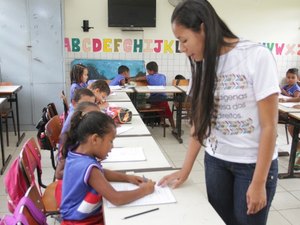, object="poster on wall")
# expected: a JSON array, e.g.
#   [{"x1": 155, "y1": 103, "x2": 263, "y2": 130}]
[{"x1": 71, "y1": 59, "x2": 146, "y2": 80}]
